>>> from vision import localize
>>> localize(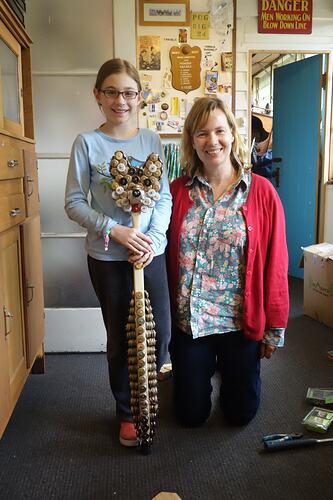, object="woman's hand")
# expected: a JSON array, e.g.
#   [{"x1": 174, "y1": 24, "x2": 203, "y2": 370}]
[
  {"x1": 260, "y1": 342, "x2": 277, "y2": 359},
  {"x1": 128, "y1": 249, "x2": 154, "y2": 268},
  {"x1": 110, "y1": 224, "x2": 153, "y2": 254}
]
